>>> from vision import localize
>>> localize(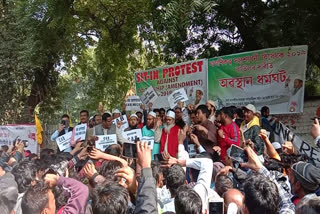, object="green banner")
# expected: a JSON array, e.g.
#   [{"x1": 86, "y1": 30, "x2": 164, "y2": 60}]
[{"x1": 208, "y1": 45, "x2": 307, "y2": 114}]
